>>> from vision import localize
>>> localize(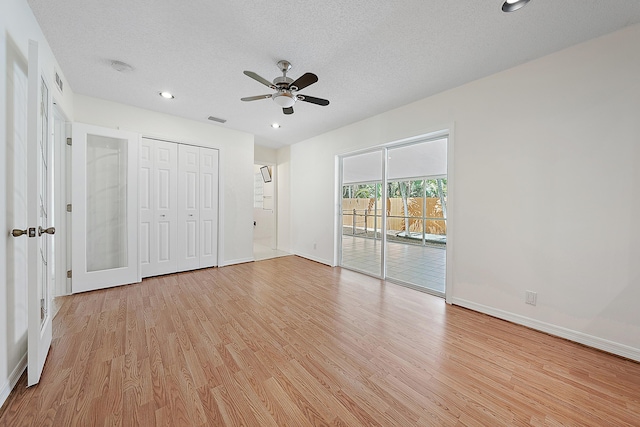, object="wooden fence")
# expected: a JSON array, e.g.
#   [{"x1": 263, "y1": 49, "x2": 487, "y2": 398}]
[{"x1": 342, "y1": 197, "x2": 446, "y2": 235}]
